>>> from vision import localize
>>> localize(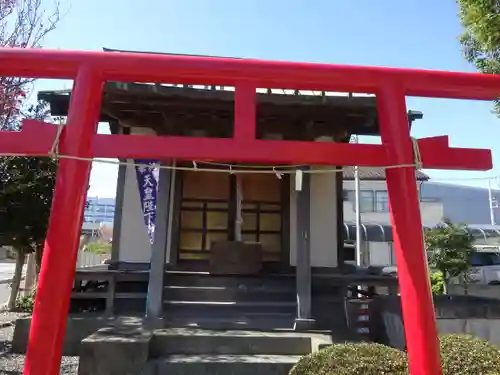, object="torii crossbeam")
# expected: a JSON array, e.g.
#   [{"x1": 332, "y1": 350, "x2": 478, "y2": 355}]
[{"x1": 0, "y1": 48, "x2": 496, "y2": 375}]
